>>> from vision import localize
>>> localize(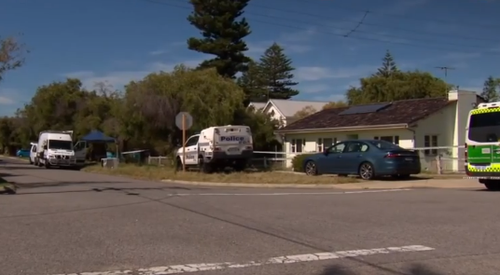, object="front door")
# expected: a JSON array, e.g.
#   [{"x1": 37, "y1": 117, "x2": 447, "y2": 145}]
[
  {"x1": 318, "y1": 142, "x2": 347, "y2": 174},
  {"x1": 183, "y1": 135, "x2": 200, "y2": 165}
]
